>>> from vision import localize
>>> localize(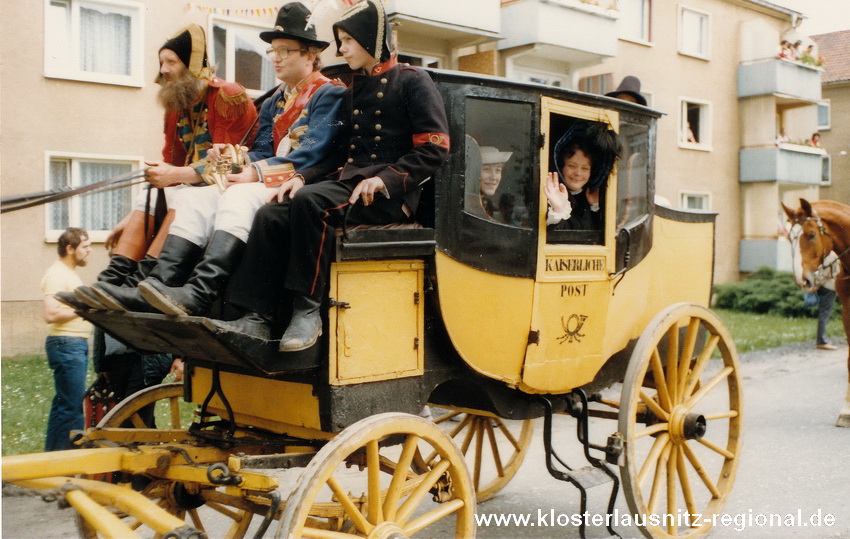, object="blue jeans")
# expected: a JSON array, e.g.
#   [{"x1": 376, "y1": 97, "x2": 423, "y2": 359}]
[
  {"x1": 45, "y1": 336, "x2": 89, "y2": 451},
  {"x1": 817, "y1": 287, "x2": 837, "y2": 345}
]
